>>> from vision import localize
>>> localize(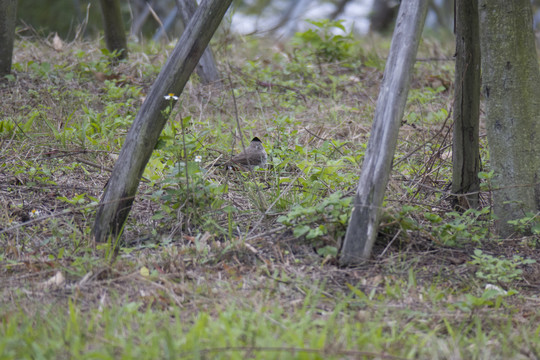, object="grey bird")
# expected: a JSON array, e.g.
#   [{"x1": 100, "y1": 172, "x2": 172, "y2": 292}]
[{"x1": 216, "y1": 137, "x2": 267, "y2": 170}]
